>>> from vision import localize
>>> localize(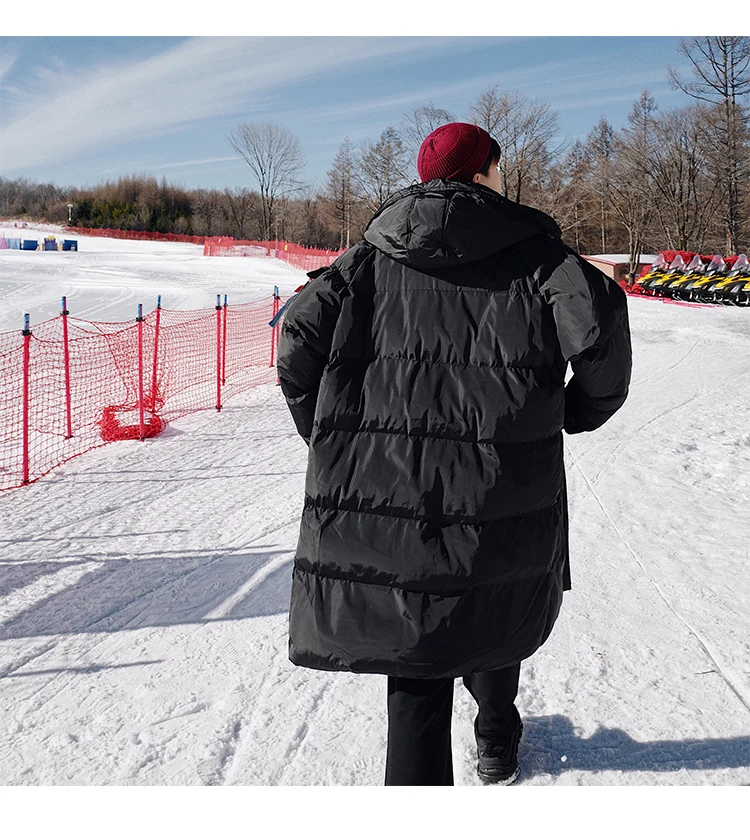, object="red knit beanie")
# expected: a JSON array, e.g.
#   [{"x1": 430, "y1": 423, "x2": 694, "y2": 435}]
[{"x1": 417, "y1": 122, "x2": 493, "y2": 183}]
